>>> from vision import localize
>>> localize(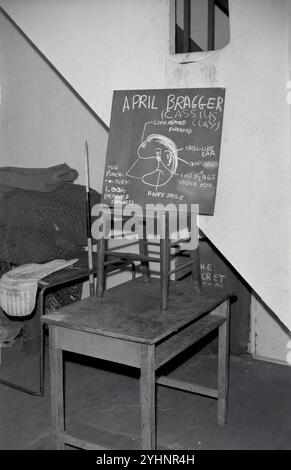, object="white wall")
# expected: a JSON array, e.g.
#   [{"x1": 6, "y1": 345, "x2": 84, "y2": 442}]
[
  {"x1": 250, "y1": 0, "x2": 291, "y2": 364},
  {"x1": 166, "y1": 0, "x2": 291, "y2": 334},
  {"x1": 0, "y1": 9, "x2": 135, "y2": 292},
  {"x1": 0, "y1": 0, "x2": 290, "y2": 339},
  {"x1": 0, "y1": 10, "x2": 108, "y2": 193},
  {"x1": 0, "y1": 0, "x2": 167, "y2": 126}
]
